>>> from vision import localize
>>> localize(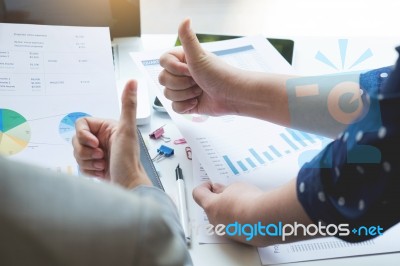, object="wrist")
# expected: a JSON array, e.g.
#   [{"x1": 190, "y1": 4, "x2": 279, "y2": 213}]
[
  {"x1": 127, "y1": 165, "x2": 152, "y2": 189},
  {"x1": 126, "y1": 176, "x2": 152, "y2": 189},
  {"x1": 116, "y1": 164, "x2": 152, "y2": 189},
  {"x1": 221, "y1": 68, "x2": 253, "y2": 115},
  {"x1": 229, "y1": 71, "x2": 292, "y2": 125},
  {"x1": 226, "y1": 70, "x2": 267, "y2": 116}
]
